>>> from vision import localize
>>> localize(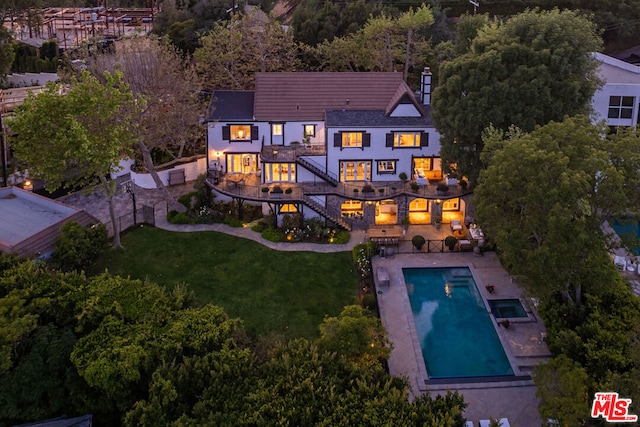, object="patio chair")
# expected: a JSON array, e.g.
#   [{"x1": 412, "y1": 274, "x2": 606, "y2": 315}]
[
  {"x1": 614, "y1": 255, "x2": 627, "y2": 271},
  {"x1": 450, "y1": 219, "x2": 463, "y2": 233}
]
